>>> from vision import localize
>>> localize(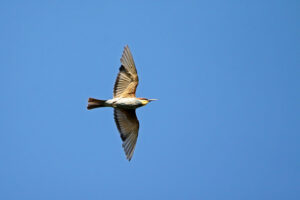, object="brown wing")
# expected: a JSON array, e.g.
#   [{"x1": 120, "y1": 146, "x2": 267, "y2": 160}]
[
  {"x1": 113, "y1": 45, "x2": 139, "y2": 98},
  {"x1": 114, "y1": 108, "x2": 139, "y2": 161}
]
